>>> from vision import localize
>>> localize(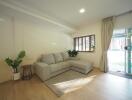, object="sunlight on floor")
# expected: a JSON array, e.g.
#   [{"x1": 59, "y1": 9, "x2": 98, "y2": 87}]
[{"x1": 53, "y1": 75, "x2": 96, "y2": 93}]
